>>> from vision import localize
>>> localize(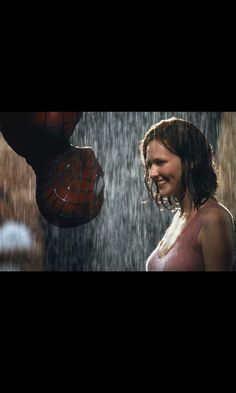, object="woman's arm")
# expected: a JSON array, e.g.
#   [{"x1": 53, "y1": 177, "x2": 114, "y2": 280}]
[{"x1": 199, "y1": 208, "x2": 235, "y2": 271}]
